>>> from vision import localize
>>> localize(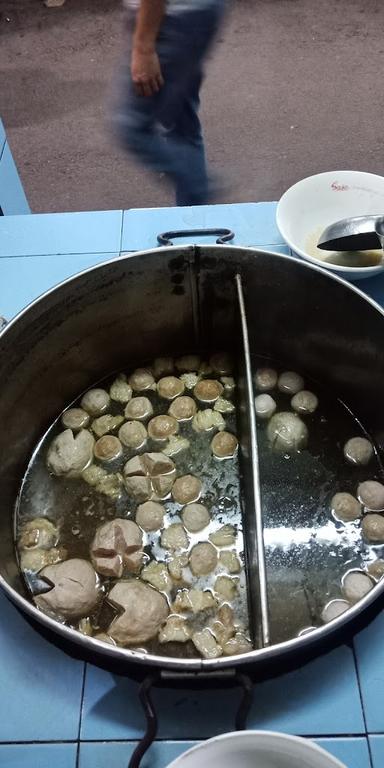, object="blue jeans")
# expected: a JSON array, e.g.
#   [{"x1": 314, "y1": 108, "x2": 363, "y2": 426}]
[{"x1": 115, "y1": 3, "x2": 226, "y2": 206}]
